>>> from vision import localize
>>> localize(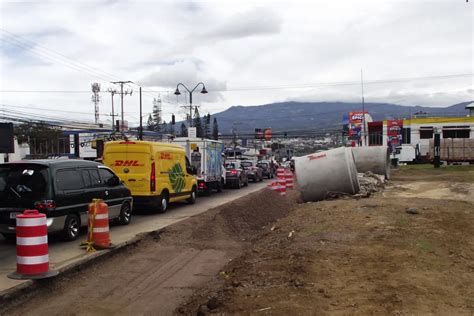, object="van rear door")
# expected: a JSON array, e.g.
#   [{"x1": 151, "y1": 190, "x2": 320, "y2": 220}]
[{"x1": 104, "y1": 142, "x2": 151, "y2": 195}]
